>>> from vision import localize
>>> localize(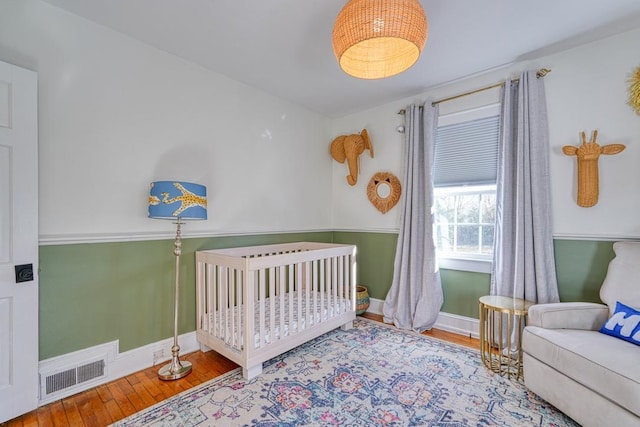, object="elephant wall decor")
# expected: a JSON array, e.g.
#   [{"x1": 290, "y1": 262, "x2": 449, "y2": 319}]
[{"x1": 330, "y1": 129, "x2": 374, "y2": 186}]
